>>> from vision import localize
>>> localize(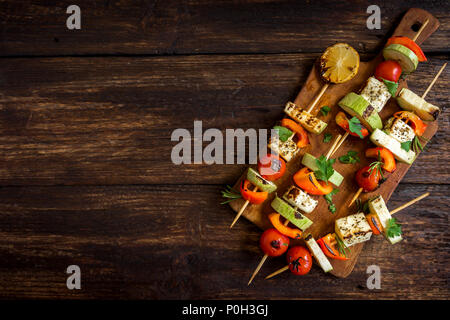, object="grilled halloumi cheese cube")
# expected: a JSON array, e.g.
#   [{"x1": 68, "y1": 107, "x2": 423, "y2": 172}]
[
  {"x1": 284, "y1": 102, "x2": 327, "y2": 134},
  {"x1": 304, "y1": 234, "x2": 333, "y2": 273},
  {"x1": 360, "y1": 77, "x2": 392, "y2": 112},
  {"x1": 397, "y1": 88, "x2": 440, "y2": 121},
  {"x1": 335, "y1": 212, "x2": 373, "y2": 247},
  {"x1": 370, "y1": 129, "x2": 416, "y2": 164},
  {"x1": 268, "y1": 136, "x2": 299, "y2": 162},
  {"x1": 384, "y1": 117, "x2": 415, "y2": 143},
  {"x1": 283, "y1": 185, "x2": 318, "y2": 214},
  {"x1": 368, "y1": 196, "x2": 402, "y2": 244}
]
